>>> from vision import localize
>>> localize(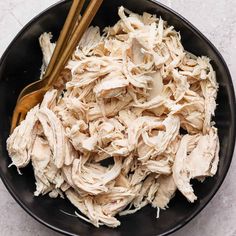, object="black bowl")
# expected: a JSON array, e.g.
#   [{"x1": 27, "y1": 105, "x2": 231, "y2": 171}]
[{"x1": 0, "y1": 0, "x2": 235, "y2": 235}]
